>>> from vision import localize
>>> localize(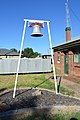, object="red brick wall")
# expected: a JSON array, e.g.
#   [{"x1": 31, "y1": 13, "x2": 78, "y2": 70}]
[
  {"x1": 68, "y1": 51, "x2": 80, "y2": 76},
  {"x1": 54, "y1": 50, "x2": 80, "y2": 76},
  {"x1": 54, "y1": 51, "x2": 64, "y2": 74},
  {"x1": 73, "y1": 63, "x2": 80, "y2": 76}
]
